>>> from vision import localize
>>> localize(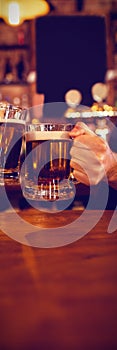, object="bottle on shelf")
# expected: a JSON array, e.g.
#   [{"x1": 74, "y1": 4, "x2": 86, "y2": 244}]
[
  {"x1": 4, "y1": 57, "x2": 13, "y2": 83},
  {"x1": 16, "y1": 55, "x2": 25, "y2": 82}
]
